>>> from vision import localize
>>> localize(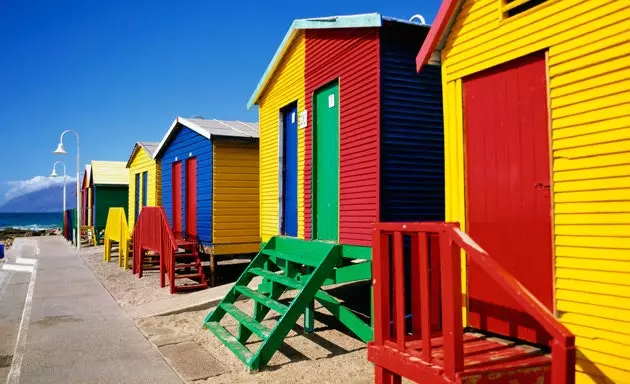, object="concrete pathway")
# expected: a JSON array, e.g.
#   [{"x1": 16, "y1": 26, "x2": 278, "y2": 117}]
[{"x1": 0, "y1": 237, "x2": 183, "y2": 384}]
